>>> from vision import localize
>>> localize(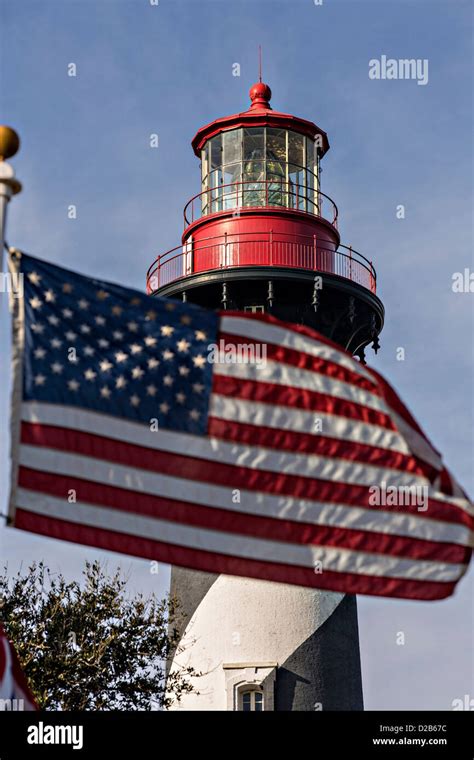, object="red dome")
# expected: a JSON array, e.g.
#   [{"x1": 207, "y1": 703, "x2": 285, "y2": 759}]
[{"x1": 248, "y1": 81, "x2": 272, "y2": 110}]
